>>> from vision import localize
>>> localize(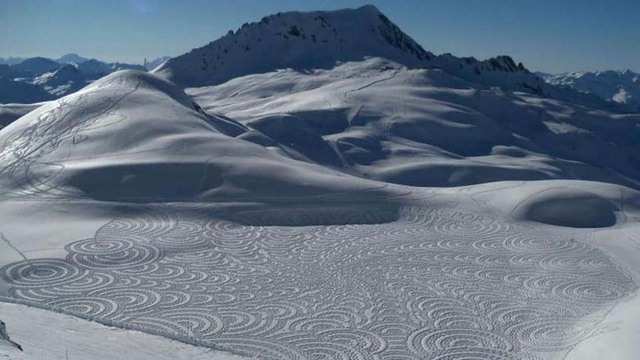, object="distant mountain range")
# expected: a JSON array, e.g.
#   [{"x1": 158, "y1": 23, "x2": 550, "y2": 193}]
[
  {"x1": 538, "y1": 70, "x2": 640, "y2": 110},
  {"x1": 1, "y1": 28, "x2": 638, "y2": 114},
  {"x1": 0, "y1": 54, "x2": 168, "y2": 103}
]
